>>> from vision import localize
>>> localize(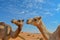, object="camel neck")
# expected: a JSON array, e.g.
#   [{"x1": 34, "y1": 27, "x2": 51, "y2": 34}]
[
  {"x1": 17, "y1": 25, "x2": 22, "y2": 31},
  {"x1": 36, "y1": 20, "x2": 50, "y2": 40},
  {"x1": 11, "y1": 25, "x2": 22, "y2": 38}
]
